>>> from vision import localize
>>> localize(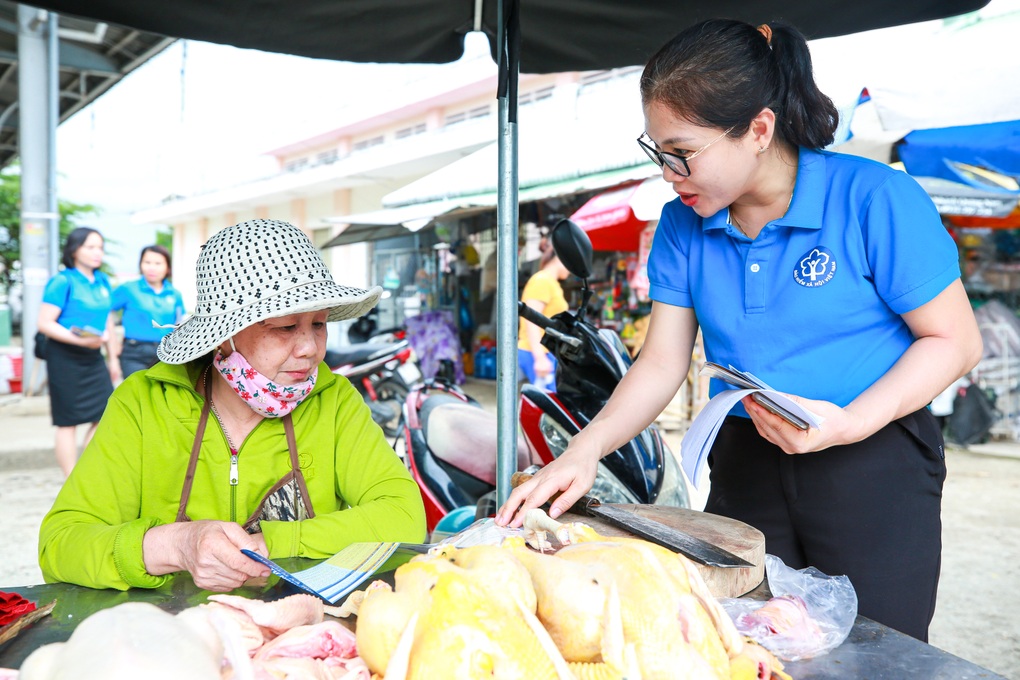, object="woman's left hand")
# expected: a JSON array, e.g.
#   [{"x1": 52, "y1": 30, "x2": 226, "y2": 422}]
[{"x1": 741, "y1": 394, "x2": 865, "y2": 454}]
